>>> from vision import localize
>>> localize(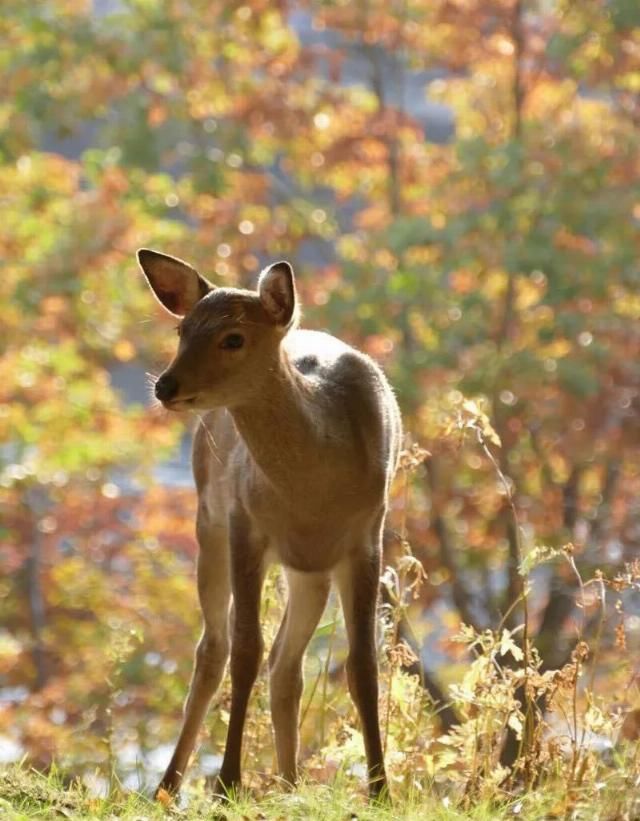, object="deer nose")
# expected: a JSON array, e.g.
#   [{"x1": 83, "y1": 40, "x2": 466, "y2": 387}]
[{"x1": 155, "y1": 373, "x2": 179, "y2": 402}]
